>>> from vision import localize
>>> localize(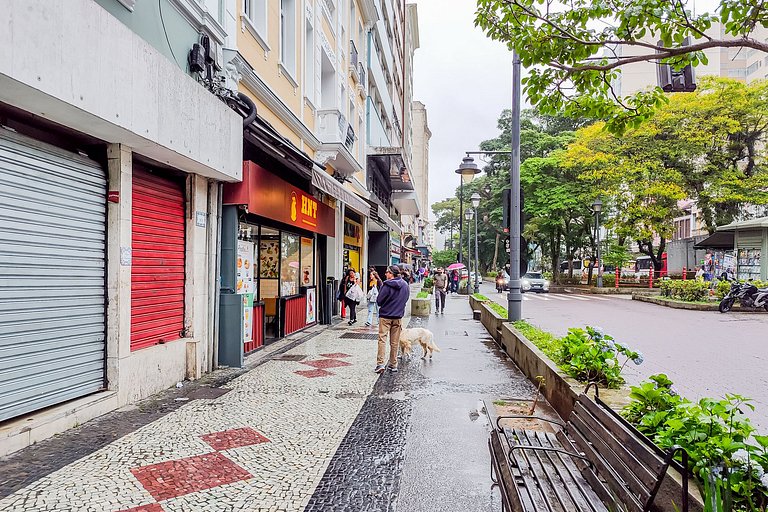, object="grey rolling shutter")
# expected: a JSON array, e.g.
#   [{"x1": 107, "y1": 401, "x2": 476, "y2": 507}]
[{"x1": 0, "y1": 130, "x2": 106, "y2": 422}]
